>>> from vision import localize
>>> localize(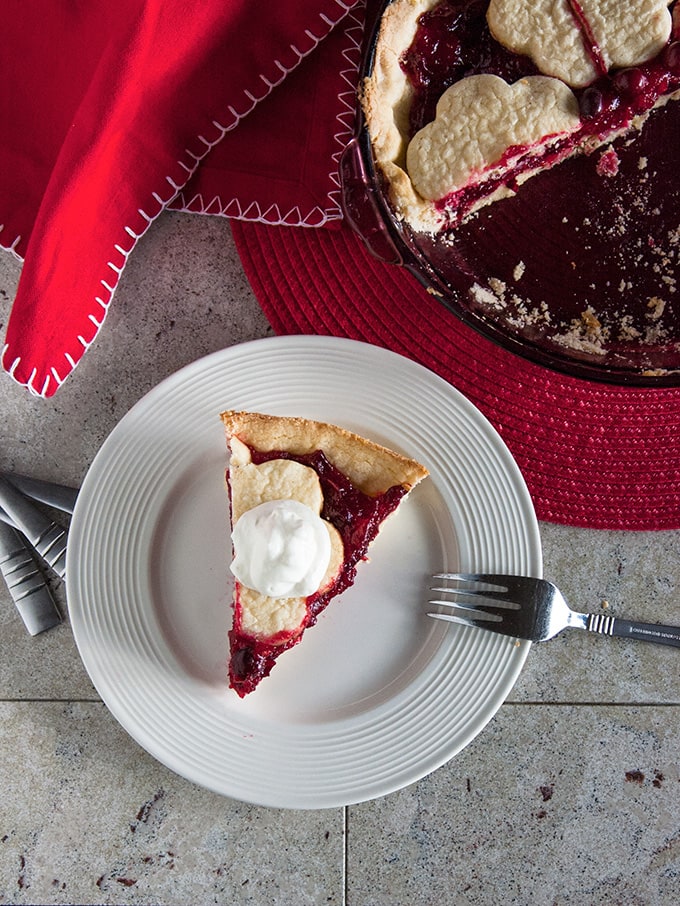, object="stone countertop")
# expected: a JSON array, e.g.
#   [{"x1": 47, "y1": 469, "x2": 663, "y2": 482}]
[{"x1": 1, "y1": 212, "x2": 679, "y2": 906}]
